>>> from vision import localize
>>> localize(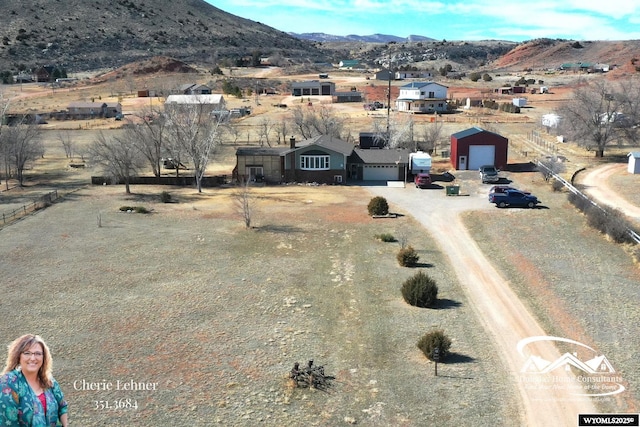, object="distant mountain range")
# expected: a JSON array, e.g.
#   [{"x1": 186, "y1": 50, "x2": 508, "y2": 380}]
[{"x1": 289, "y1": 33, "x2": 436, "y2": 43}]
